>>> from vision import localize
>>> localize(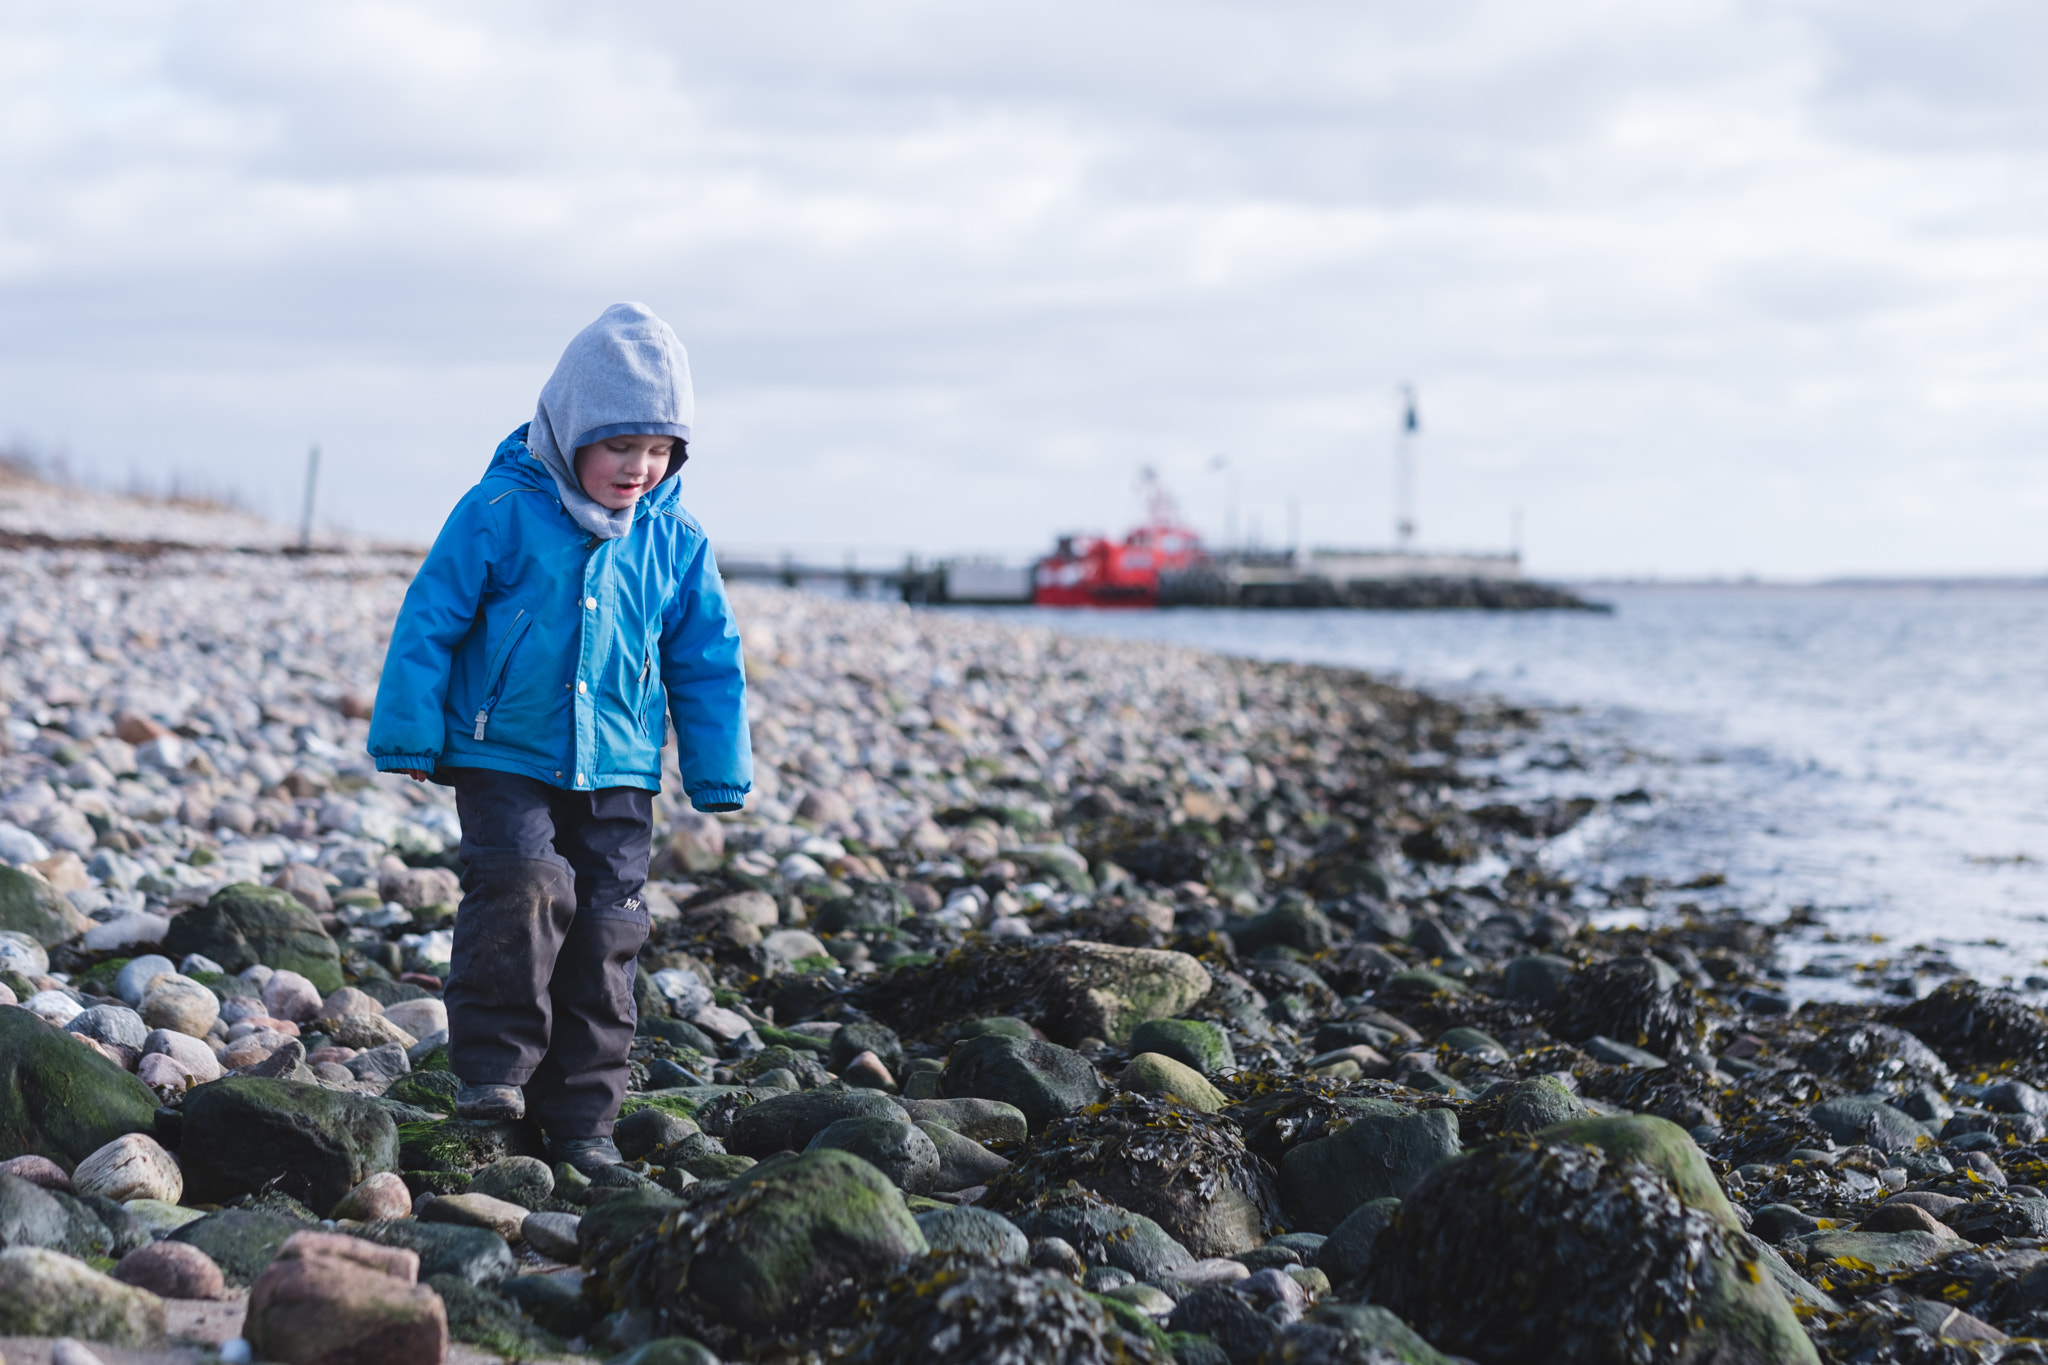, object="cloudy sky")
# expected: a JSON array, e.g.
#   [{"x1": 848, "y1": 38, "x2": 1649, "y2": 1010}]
[{"x1": 1, "y1": 1, "x2": 2043, "y2": 577}]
